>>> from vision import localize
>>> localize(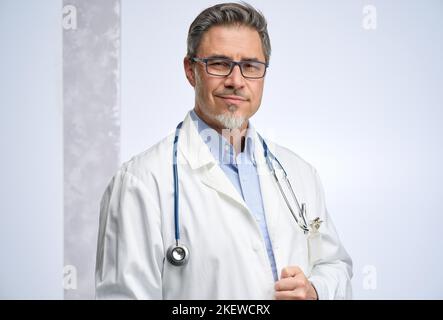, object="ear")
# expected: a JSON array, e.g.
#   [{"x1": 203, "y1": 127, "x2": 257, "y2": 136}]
[{"x1": 184, "y1": 56, "x2": 196, "y2": 87}]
